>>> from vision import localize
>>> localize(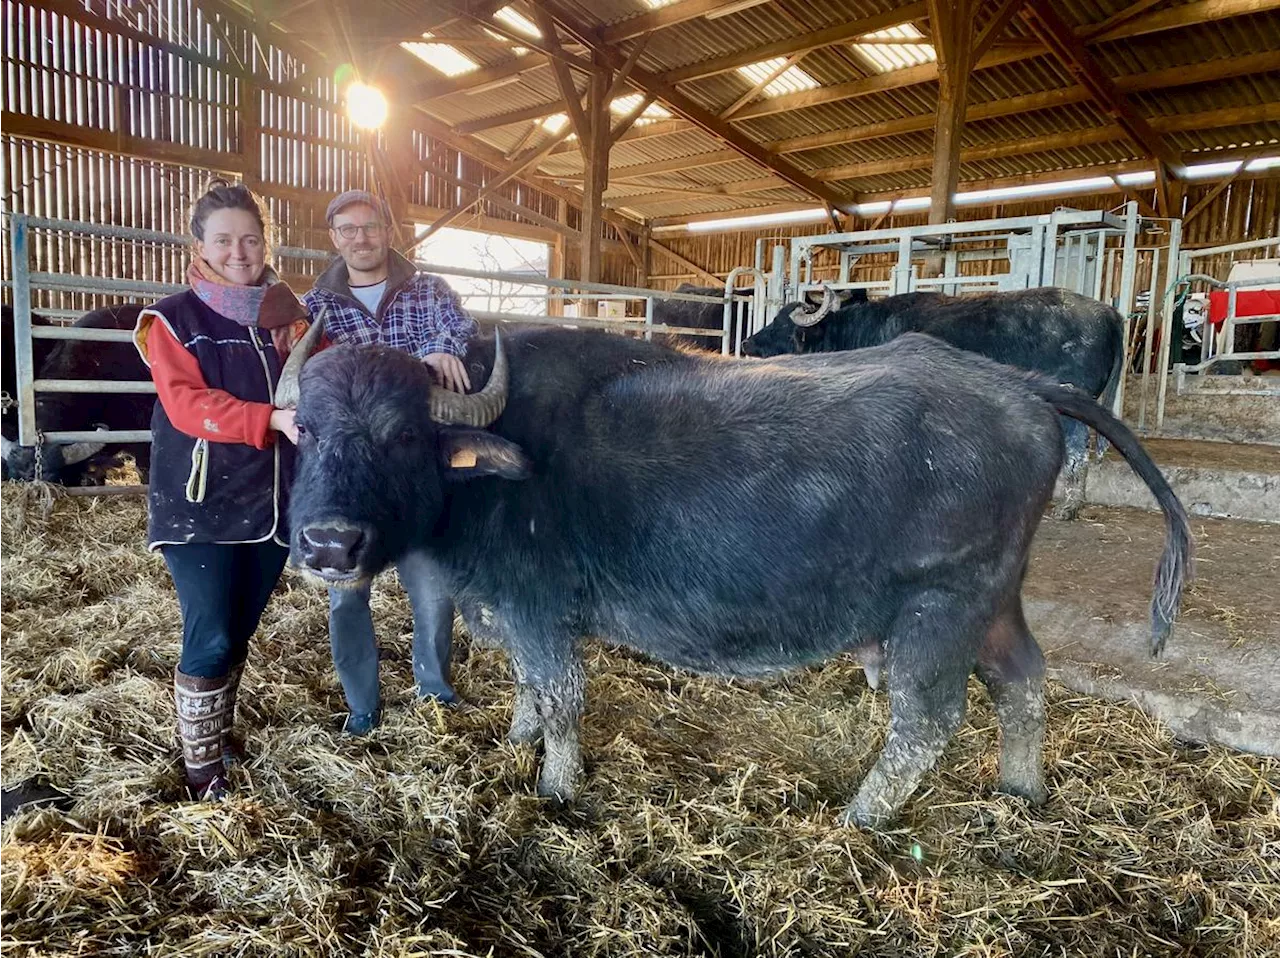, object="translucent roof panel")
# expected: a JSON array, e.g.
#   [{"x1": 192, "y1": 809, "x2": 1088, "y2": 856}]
[
  {"x1": 492, "y1": 7, "x2": 541, "y2": 39},
  {"x1": 852, "y1": 24, "x2": 937, "y2": 74},
  {"x1": 735, "y1": 58, "x2": 819, "y2": 97},
  {"x1": 401, "y1": 35, "x2": 479, "y2": 77}
]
